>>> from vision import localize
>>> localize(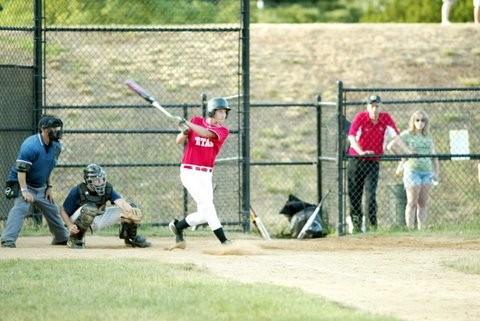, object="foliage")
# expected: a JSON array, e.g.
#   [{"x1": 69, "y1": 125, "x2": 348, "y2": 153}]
[
  {"x1": 0, "y1": 0, "x2": 477, "y2": 25},
  {"x1": 0, "y1": 0, "x2": 240, "y2": 26},
  {"x1": 362, "y1": 0, "x2": 476, "y2": 22}
]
